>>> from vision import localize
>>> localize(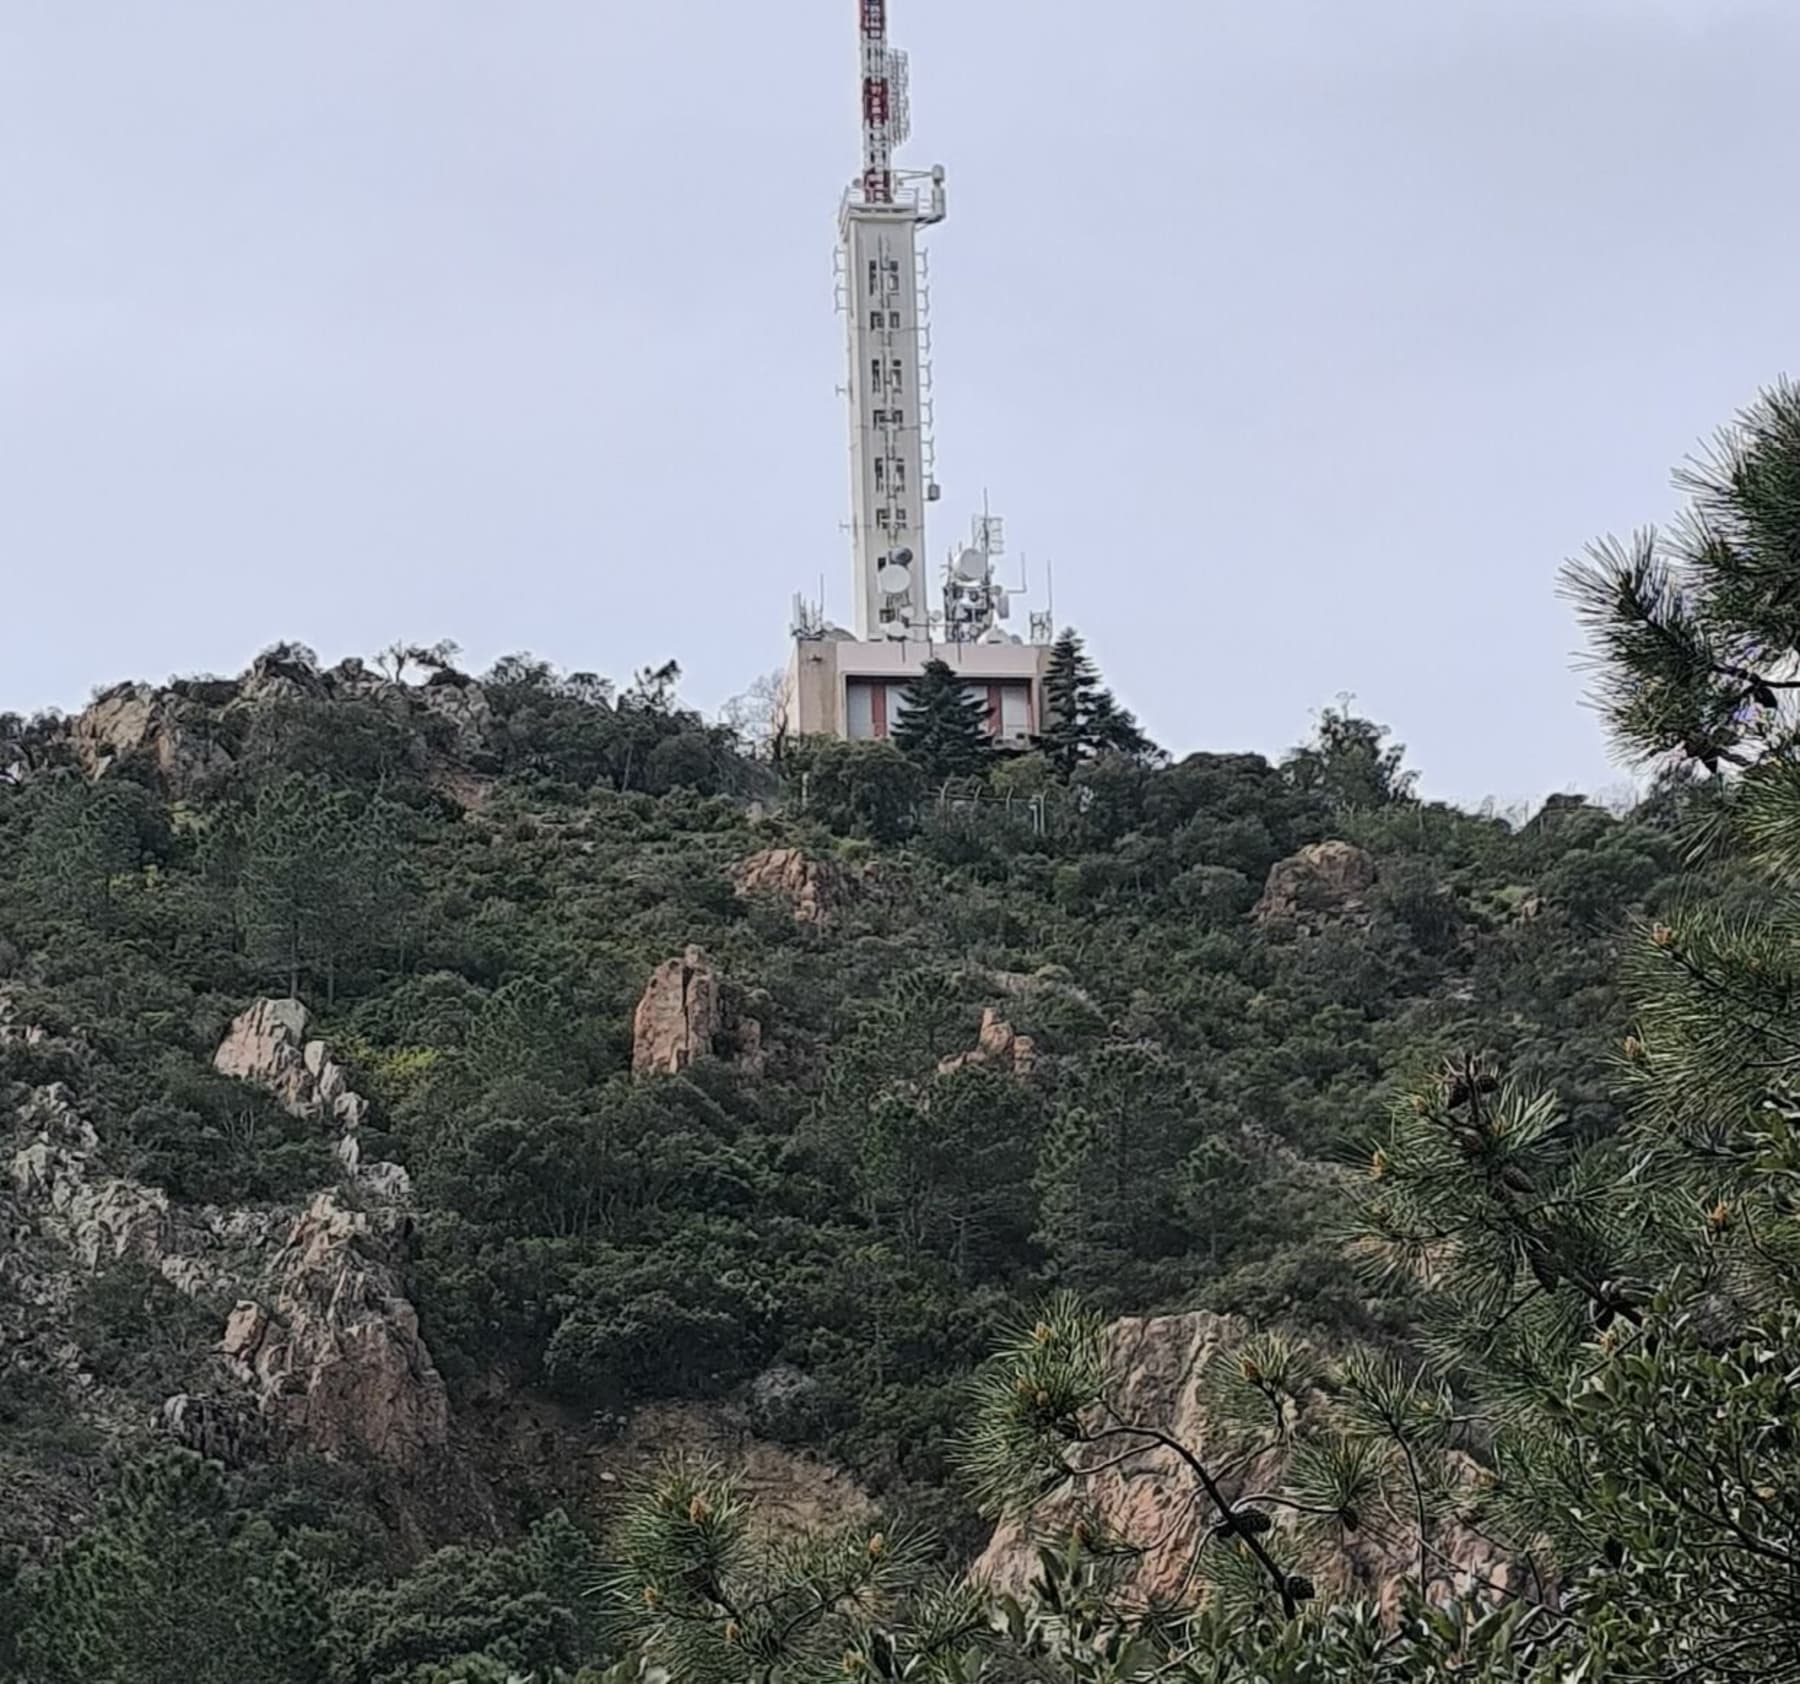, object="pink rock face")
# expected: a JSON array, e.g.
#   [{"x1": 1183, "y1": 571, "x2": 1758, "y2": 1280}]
[
  {"x1": 631, "y1": 947, "x2": 764, "y2": 1080},
  {"x1": 221, "y1": 1194, "x2": 450, "y2": 1469},
  {"x1": 214, "y1": 999, "x2": 325, "y2": 1113},
  {"x1": 973, "y1": 1312, "x2": 1527, "y2": 1619},
  {"x1": 632, "y1": 947, "x2": 723, "y2": 1078}
]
